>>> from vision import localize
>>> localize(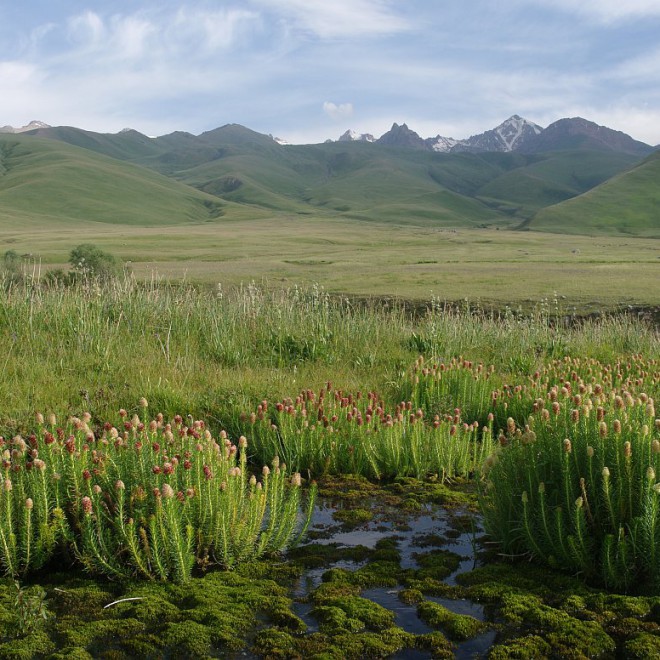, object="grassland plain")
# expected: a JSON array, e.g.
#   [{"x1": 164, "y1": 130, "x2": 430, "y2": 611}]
[{"x1": 1, "y1": 220, "x2": 659, "y2": 310}]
